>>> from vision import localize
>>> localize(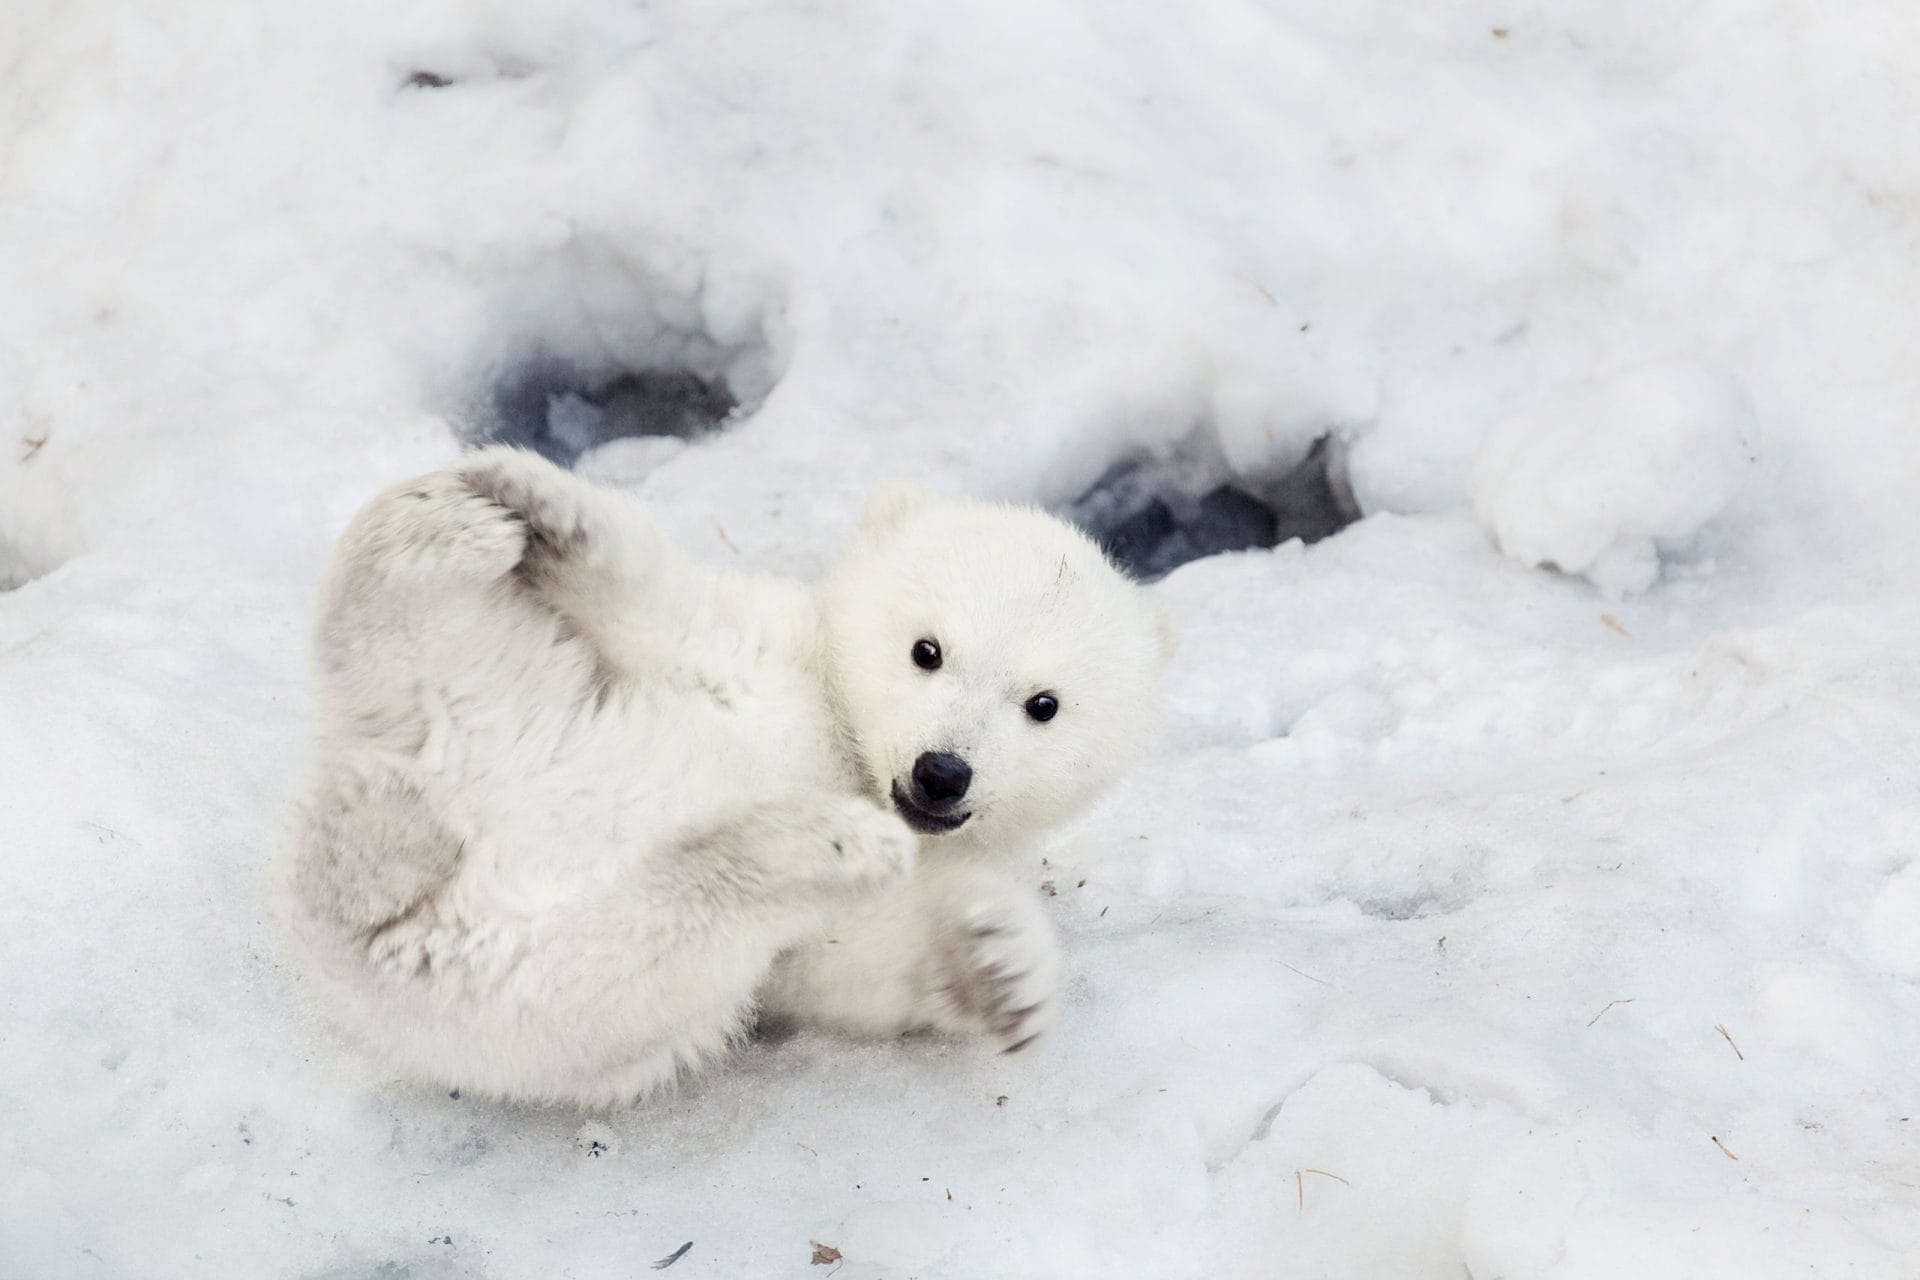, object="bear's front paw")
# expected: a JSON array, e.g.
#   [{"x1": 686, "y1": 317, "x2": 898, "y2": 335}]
[
  {"x1": 935, "y1": 905, "x2": 1060, "y2": 1053},
  {"x1": 820, "y1": 797, "x2": 918, "y2": 889}
]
